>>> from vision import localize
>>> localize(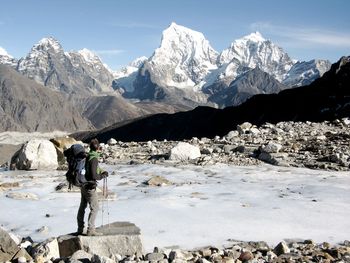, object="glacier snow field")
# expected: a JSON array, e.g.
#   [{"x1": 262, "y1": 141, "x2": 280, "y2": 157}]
[{"x1": 0, "y1": 163, "x2": 349, "y2": 251}]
